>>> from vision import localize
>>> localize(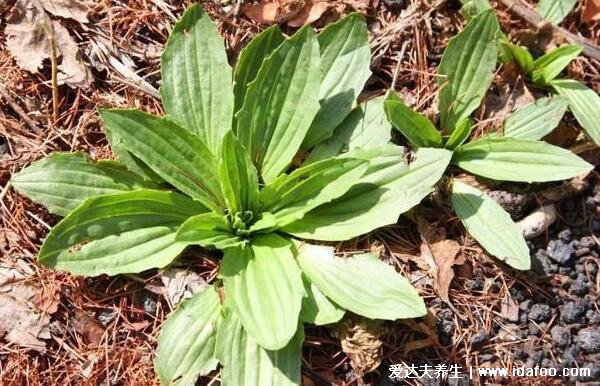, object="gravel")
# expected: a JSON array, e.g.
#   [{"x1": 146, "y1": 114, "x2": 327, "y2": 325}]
[
  {"x1": 469, "y1": 331, "x2": 488, "y2": 348},
  {"x1": 560, "y1": 301, "x2": 588, "y2": 324},
  {"x1": 576, "y1": 328, "x2": 600, "y2": 353},
  {"x1": 550, "y1": 326, "x2": 571, "y2": 347},
  {"x1": 546, "y1": 239, "x2": 575, "y2": 264},
  {"x1": 529, "y1": 303, "x2": 551, "y2": 322}
]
